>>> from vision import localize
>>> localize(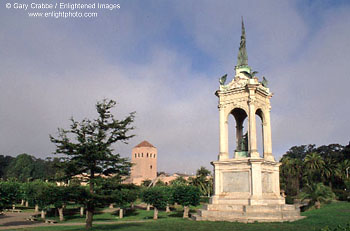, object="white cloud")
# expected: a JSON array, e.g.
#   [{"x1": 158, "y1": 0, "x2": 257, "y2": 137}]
[{"x1": 0, "y1": 1, "x2": 349, "y2": 174}]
